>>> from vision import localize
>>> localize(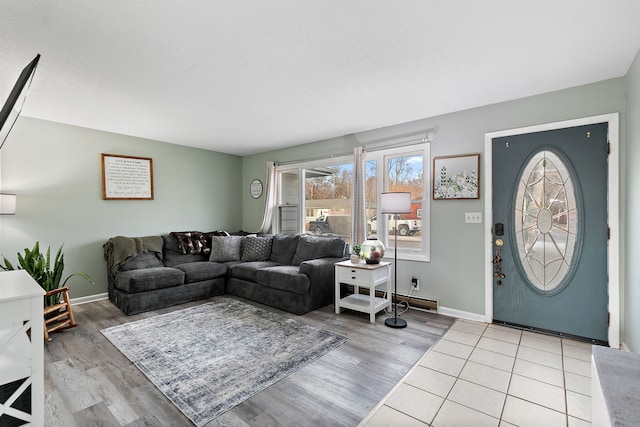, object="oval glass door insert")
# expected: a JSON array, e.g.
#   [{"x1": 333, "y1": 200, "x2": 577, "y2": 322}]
[{"x1": 514, "y1": 150, "x2": 578, "y2": 293}]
